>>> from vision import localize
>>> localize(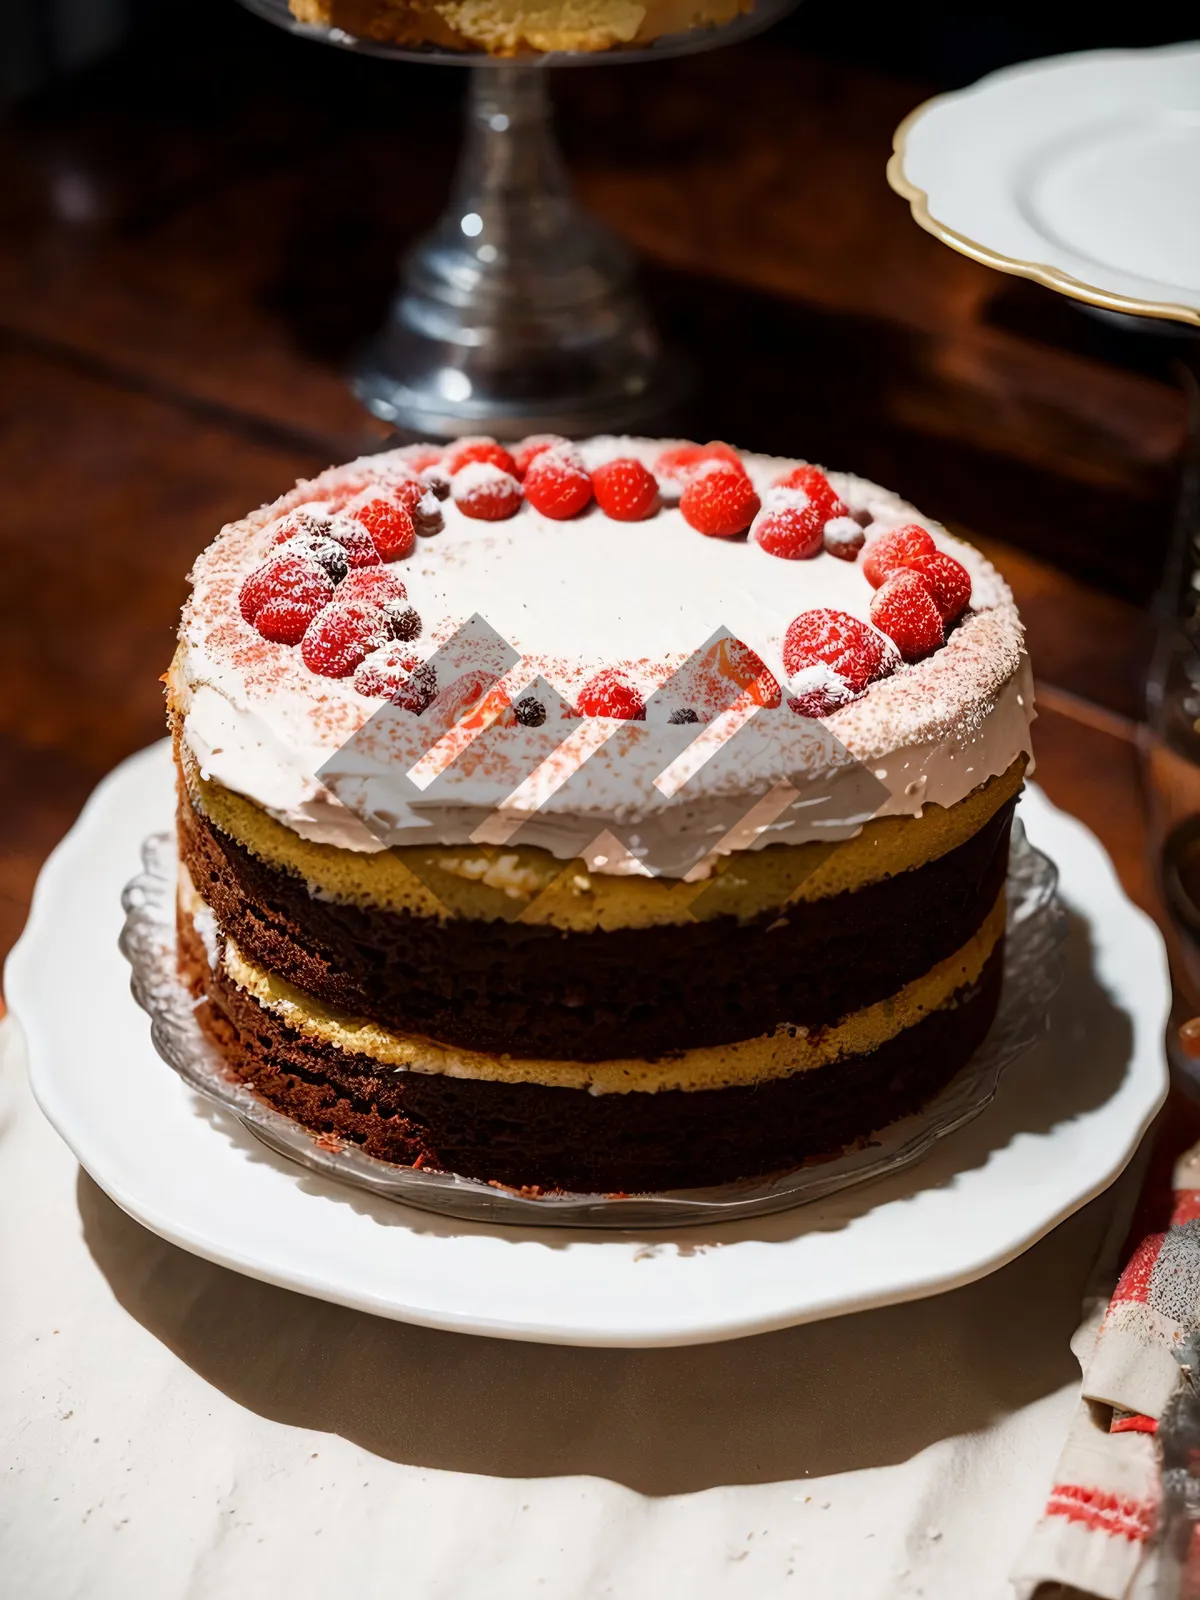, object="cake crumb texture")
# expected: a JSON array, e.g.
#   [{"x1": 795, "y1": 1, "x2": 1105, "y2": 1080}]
[{"x1": 289, "y1": 0, "x2": 746, "y2": 53}]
